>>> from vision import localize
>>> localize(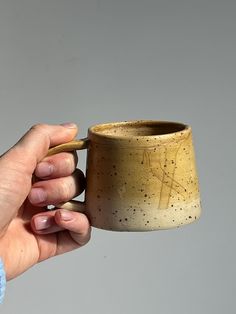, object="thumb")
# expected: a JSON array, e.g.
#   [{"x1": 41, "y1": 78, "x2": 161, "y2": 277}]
[{"x1": 0, "y1": 123, "x2": 78, "y2": 231}]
